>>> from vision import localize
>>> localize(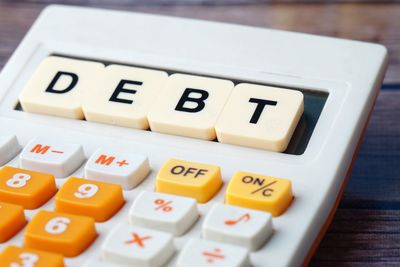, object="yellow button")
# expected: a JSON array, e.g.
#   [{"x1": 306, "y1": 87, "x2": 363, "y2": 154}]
[
  {"x1": 225, "y1": 171, "x2": 293, "y2": 216},
  {"x1": 0, "y1": 245, "x2": 64, "y2": 267},
  {"x1": 24, "y1": 210, "x2": 97, "y2": 257},
  {"x1": 0, "y1": 166, "x2": 57, "y2": 209},
  {"x1": 0, "y1": 202, "x2": 26, "y2": 242},
  {"x1": 55, "y1": 177, "x2": 124, "y2": 222},
  {"x1": 155, "y1": 159, "x2": 222, "y2": 203}
]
